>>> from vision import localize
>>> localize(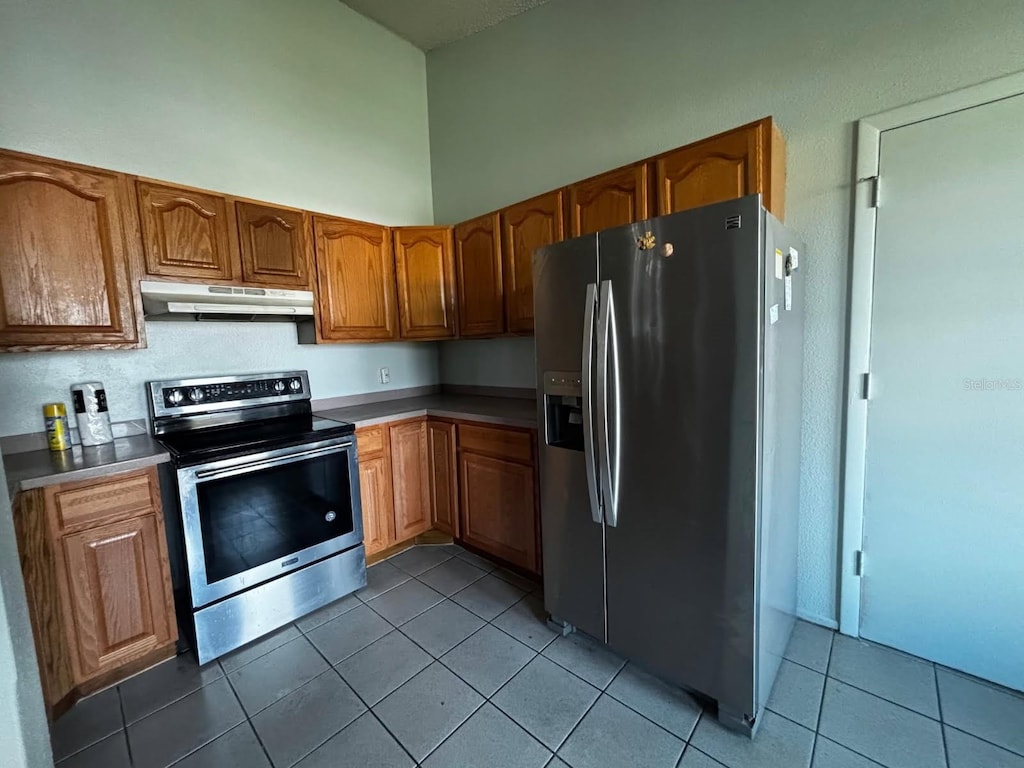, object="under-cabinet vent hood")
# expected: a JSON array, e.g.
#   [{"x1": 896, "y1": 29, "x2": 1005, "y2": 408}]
[{"x1": 140, "y1": 281, "x2": 314, "y2": 322}]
